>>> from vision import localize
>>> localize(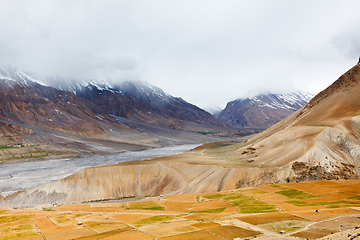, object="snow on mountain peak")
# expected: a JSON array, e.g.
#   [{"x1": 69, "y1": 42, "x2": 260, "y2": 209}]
[
  {"x1": 217, "y1": 91, "x2": 315, "y2": 128},
  {"x1": 247, "y1": 92, "x2": 314, "y2": 111},
  {"x1": 0, "y1": 65, "x2": 48, "y2": 87}
]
